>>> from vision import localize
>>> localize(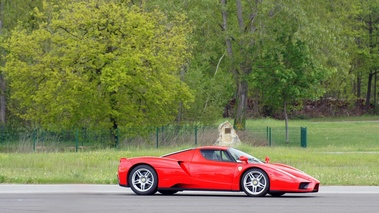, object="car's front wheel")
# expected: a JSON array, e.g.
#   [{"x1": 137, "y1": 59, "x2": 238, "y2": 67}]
[
  {"x1": 128, "y1": 165, "x2": 158, "y2": 195},
  {"x1": 241, "y1": 168, "x2": 269, "y2": 197}
]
